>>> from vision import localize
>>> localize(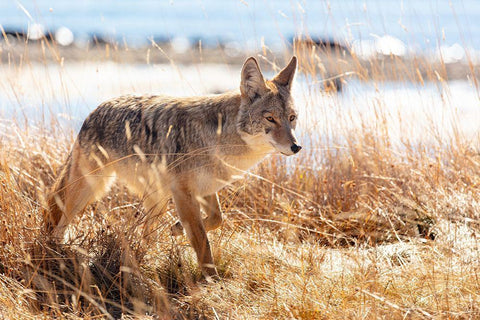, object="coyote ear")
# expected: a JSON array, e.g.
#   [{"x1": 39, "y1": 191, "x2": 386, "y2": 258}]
[
  {"x1": 272, "y1": 56, "x2": 297, "y2": 91},
  {"x1": 240, "y1": 57, "x2": 267, "y2": 101}
]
